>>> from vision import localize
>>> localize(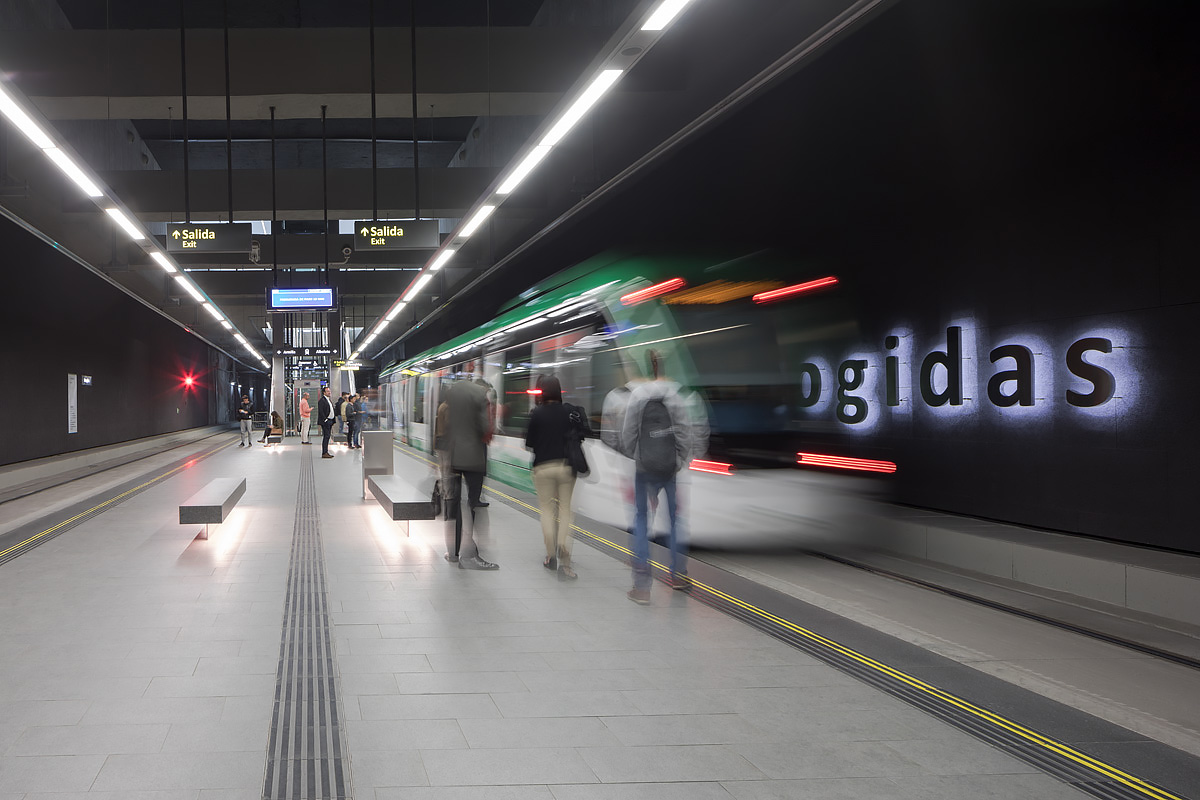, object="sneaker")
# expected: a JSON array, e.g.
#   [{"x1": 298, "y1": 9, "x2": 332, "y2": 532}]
[
  {"x1": 667, "y1": 573, "x2": 690, "y2": 590},
  {"x1": 458, "y1": 555, "x2": 499, "y2": 570},
  {"x1": 444, "y1": 553, "x2": 459, "y2": 563},
  {"x1": 627, "y1": 588, "x2": 651, "y2": 605},
  {"x1": 238, "y1": 443, "x2": 244, "y2": 447},
  {"x1": 321, "y1": 453, "x2": 334, "y2": 459}
]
